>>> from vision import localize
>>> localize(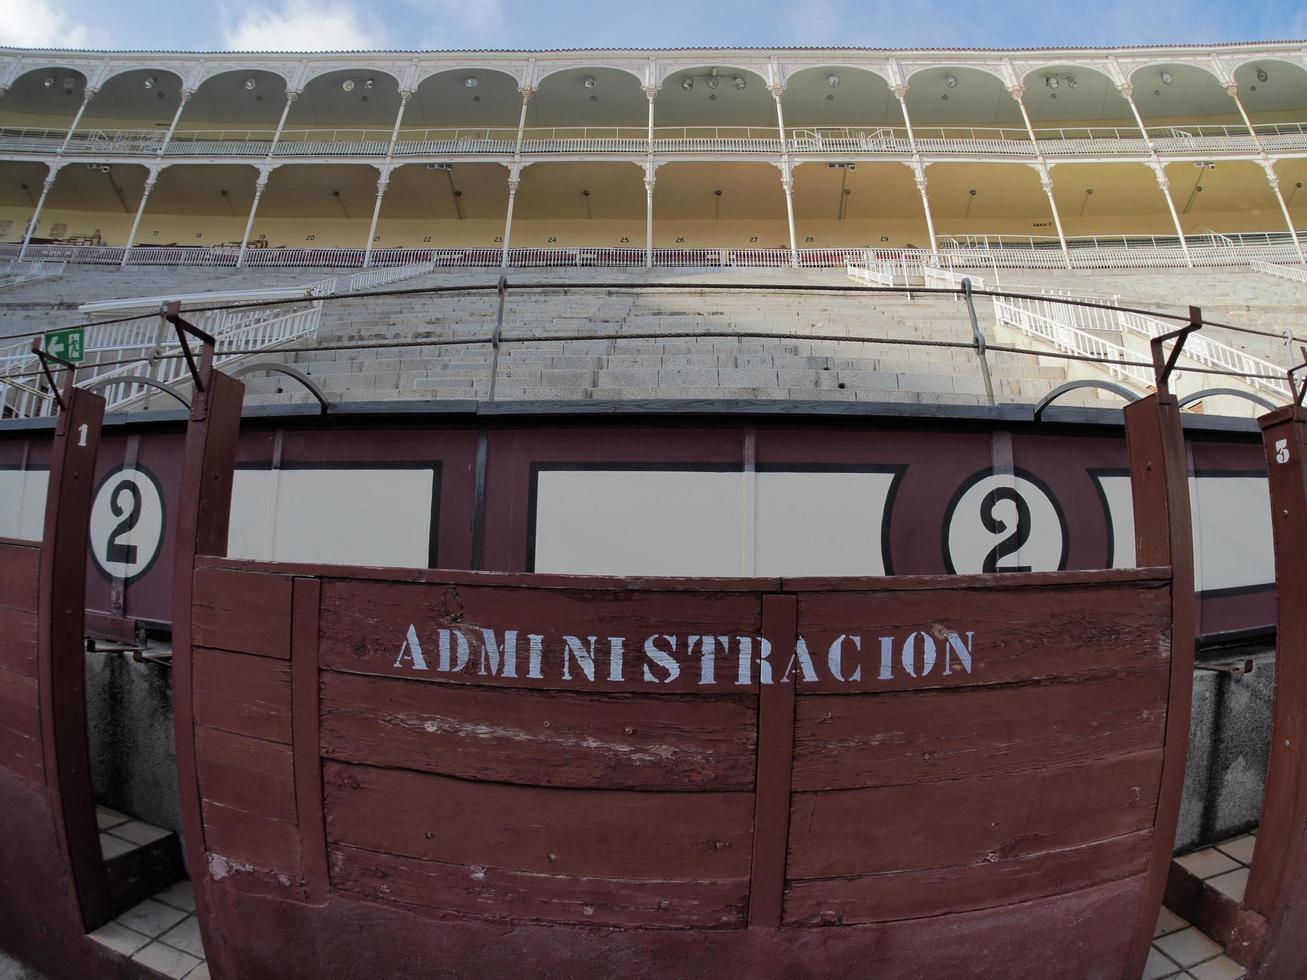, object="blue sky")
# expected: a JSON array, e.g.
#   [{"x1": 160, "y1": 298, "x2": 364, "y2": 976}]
[{"x1": 1, "y1": 0, "x2": 1304, "y2": 52}]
